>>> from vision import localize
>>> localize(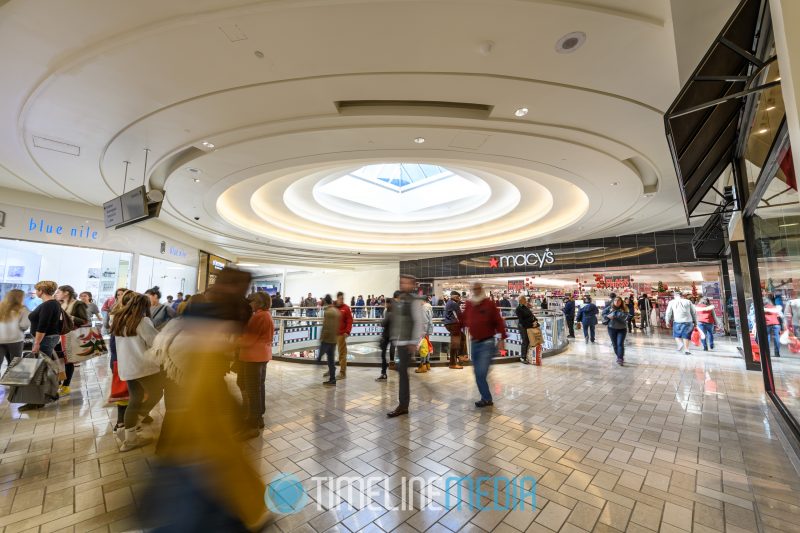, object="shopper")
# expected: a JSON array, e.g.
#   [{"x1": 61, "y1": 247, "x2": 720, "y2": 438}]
[
  {"x1": 113, "y1": 292, "x2": 163, "y2": 451},
  {"x1": 563, "y1": 295, "x2": 575, "y2": 338},
  {"x1": 237, "y1": 293, "x2": 274, "y2": 437},
  {"x1": 463, "y1": 282, "x2": 506, "y2": 408},
  {"x1": 515, "y1": 296, "x2": 536, "y2": 362},
  {"x1": 376, "y1": 296, "x2": 394, "y2": 381},
  {"x1": 303, "y1": 293, "x2": 317, "y2": 318},
  {"x1": 764, "y1": 296, "x2": 785, "y2": 357},
  {"x1": 627, "y1": 295, "x2": 636, "y2": 332},
  {"x1": 146, "y1": 286, "x2": 176, "y2": 330},
  {"x1": 606, "y1": 297, "x2": 630, "y2": 365},
  {"x1": 334, "y1": 292, "x2": 353, "y2": 379},
  {"x1": 443, "y1": 291, "x2": 464, "y2": 369},
  {"x1": 176, "y1": 294, "x2": 192, "y2": 315},
  {"x1": 540, "y1": 296, "x2": 549, "y2": 310},
  {"x1": 576, "y1": 296, "x2": 598, "y2": 343},
  {"x1": 416, "y1": 297, "x2": 434, "y2": 373},
  {"x1": 638, "y1": 293, "x2": 651, "y2": 329},
  {"x1": 171, "y1": 292, "x2": 184, "y2": 311},
  {"x1": 665, "y1": 291, "x2": 697, "y2": 355},
  {"x1": 388, "y1": 275, "x2": 424, "y2": 418},
  {"x1": 19, "y1": 281, "x2": 63, "y2": 411},
  {"x1": 56, "y1": 285, "x2": 89, "y2": 395},
  {"x1": 320, "y1": 295, "x2": 340, "y2": 385},
  {"x1": 0, "y1": 289, "x2": 30, "y2": 365},
  {"x1": 271, "y1": 292, "x2": 285, "y2": 312},
  {"x1": 79, "y1": 291, "x2": 102, "y2": 323},
  {"x1": 102, "y1": 287, "x2": 127, "y2": 332},
  {"x1": 696, "y1": 297, "x2": 718, "y2": 351}
]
